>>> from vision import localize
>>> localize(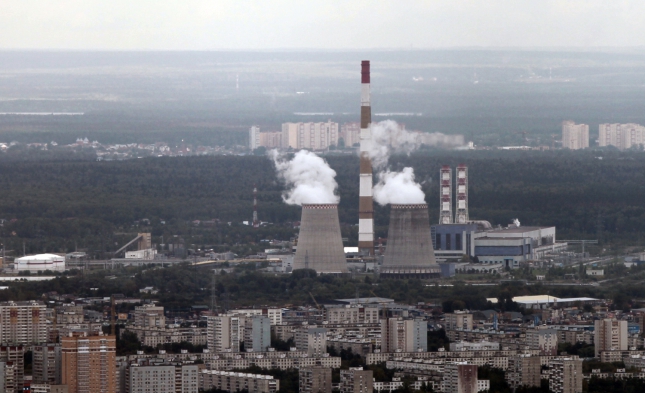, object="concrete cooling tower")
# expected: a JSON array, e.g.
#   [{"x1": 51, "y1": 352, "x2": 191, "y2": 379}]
[
  {"x1": 381, "y1": 204, "x2": 441, "y2": 278},
  {"x1": 294, "y1": 204, "x2": 348, "y2": 274}
]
